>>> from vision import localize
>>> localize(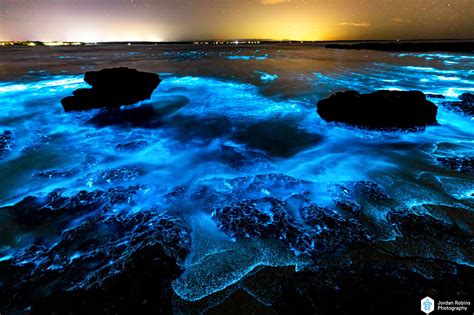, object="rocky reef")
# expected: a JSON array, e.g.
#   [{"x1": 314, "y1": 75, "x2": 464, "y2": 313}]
[
  {"x1": 317, "y1": 90, "x2": 438, "y2": 129},
  {"x1": 212, "y1": 197, "x2": 369, "y2": 256},
  {"x1": 170, "y1": 174, "x2": 473, "y2": 314},
  {"x1": 0, "y1": 170, "x2": 472, "y2": 314},
  {"x1": 0, "y1": 185, "x2": 192, "y2": 314},
  {"x1": 61, "y1": 68, "x2": 161, "y2": 111}
]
